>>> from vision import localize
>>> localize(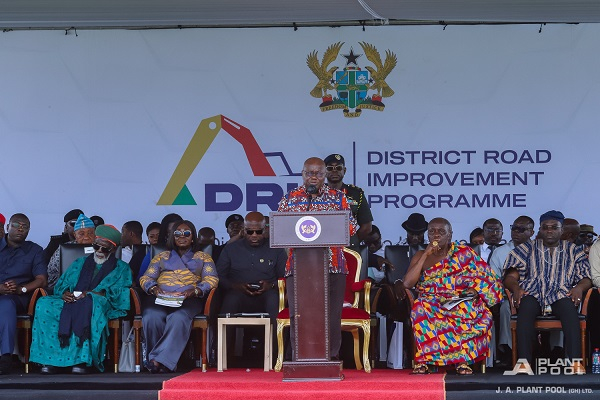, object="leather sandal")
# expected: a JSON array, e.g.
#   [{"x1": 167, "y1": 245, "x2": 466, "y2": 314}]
[
  {"x1": 412, "y1": 363, "x2": 430, "y2": 374},
  {"x1": 456, "y1": 363, "x2": 473, "y2": 375}
]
